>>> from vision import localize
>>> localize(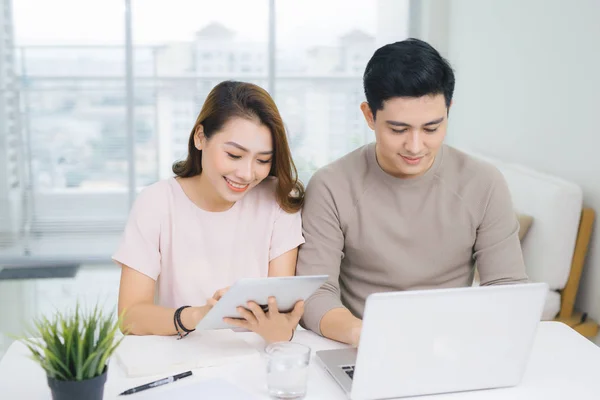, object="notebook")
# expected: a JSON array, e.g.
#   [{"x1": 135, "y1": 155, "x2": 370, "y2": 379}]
[
  {"x1": 114, "y1": 329, "x2": 260, "y2": 377},
  {"x1": 132, "y1": 378, "x2": 258, "y2": 399}
]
